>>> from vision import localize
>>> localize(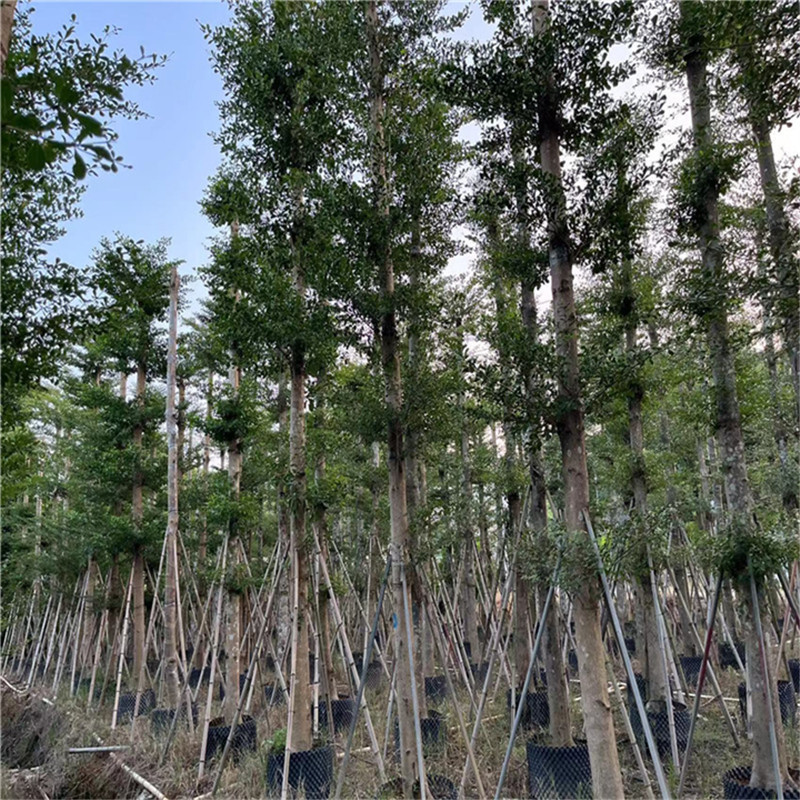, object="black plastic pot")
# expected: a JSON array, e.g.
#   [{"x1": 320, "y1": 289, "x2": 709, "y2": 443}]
[
  {"x1": 470, "y1": 662, "x2": 489, "y2": 683},
  {"x1": 624, "y1": 636, "x2": 636, "y2": 655},
  {"x1": 719, "y1": 641, "x2": 746, "y2": 670},
  {"x1": 266, "y1": 744, "x2": 333, "y2": 799},
  {"x1": 393, "y1": 709, "x2": 446, "y2": 755},
  {"x1": 789, "y1": 659, "x2": 799, "y2": 694},
  {"x1": 526, "y1": 739, "x2": 592, "y2": 799},
  {"x1": 722, "y1": 766, "x2": 800, "y2": 799},
  {"x1": 318, "y1": 697, "x2": 355, "y2": 733},
  {"x1": 377, "y1": 774, "x2": 457, "y2": 800},
  {"x1": 424, "y1": 675, "x2": 448, "y2": 703},
  {"x1": 567, "y1": 650, "x2": 578, "y2": 673},
  {"x1": 463, "y1": 641, "x2": 472, "y2": 660},
  {"x1": 189, "y1": 666, "x2": 211, "y2": 688},
  {"x1": 363, "y1": 661, "x2": 383, "y2": 690},
  {"x1": 627, "y1": 672, "x2": 648, "y2": 703},
  {"x1": 116, "y1": 689, "x2": 155, "y2": 722},
  {"x1": 680, "y1": 655, "x2": 704, "y2": 687},
  {"x1": 205, "y1": 714, "x2": 257, "y2": 761},
  {"x1": 507, "y1": 688, "x2": 549, "y2": 731},
  {"x1": 738, "y1": 681, "x2": 797, "y2": 726},
  {"x1": 264, "y1": 682, "x2": 286, "y2": 706},
  {"x1": 629, "y1": 700, "x2": 689, "y2": 760},
  {"x1": 218, "y1": 672, "x2": 249, "y2": 701},
  {"x1": 150, "y1": 703, "x2": 198, "y2": 733}
]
